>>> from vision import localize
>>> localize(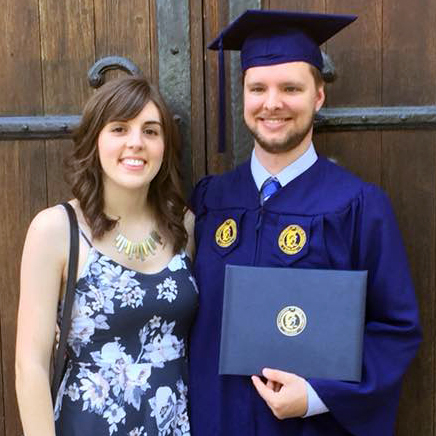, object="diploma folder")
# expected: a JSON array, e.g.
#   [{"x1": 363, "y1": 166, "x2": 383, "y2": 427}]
[{"x1": 219, "y1": 265, "x2": 367, "y2": 382}]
